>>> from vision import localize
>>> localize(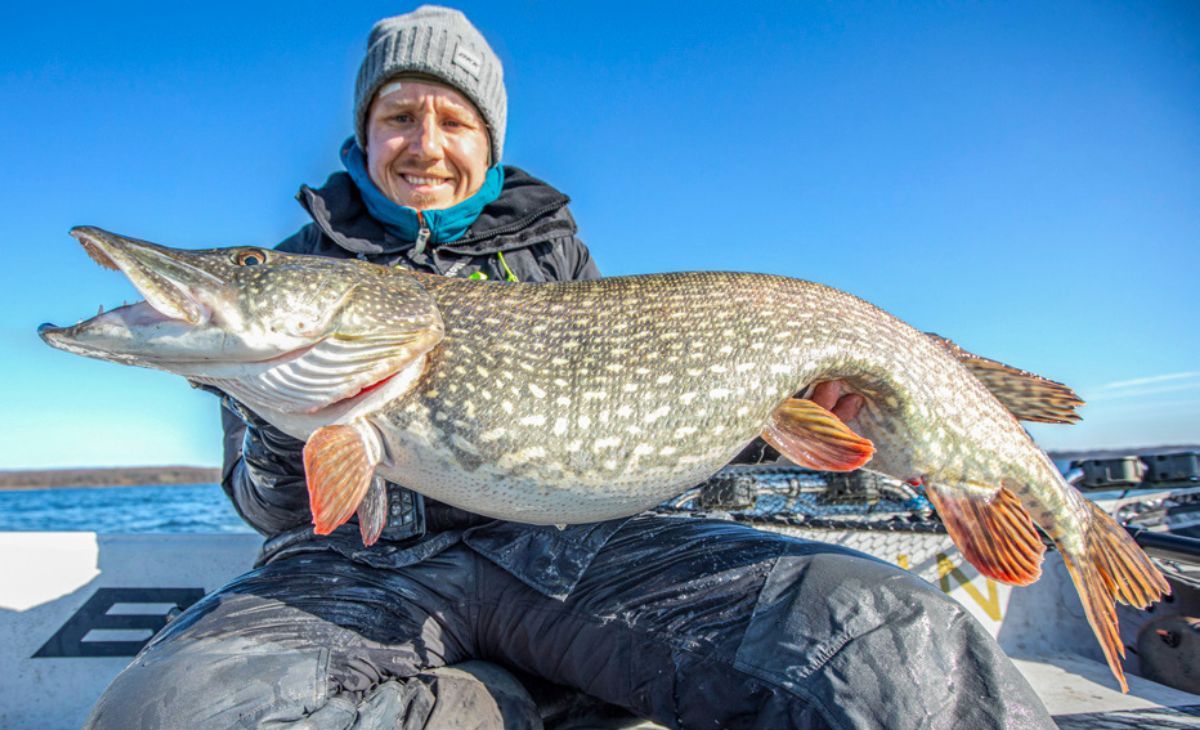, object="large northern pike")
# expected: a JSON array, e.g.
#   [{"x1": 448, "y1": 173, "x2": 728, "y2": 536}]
[{"x1": 40, "y1": 227, "x2": 1168, "y2": 691}]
